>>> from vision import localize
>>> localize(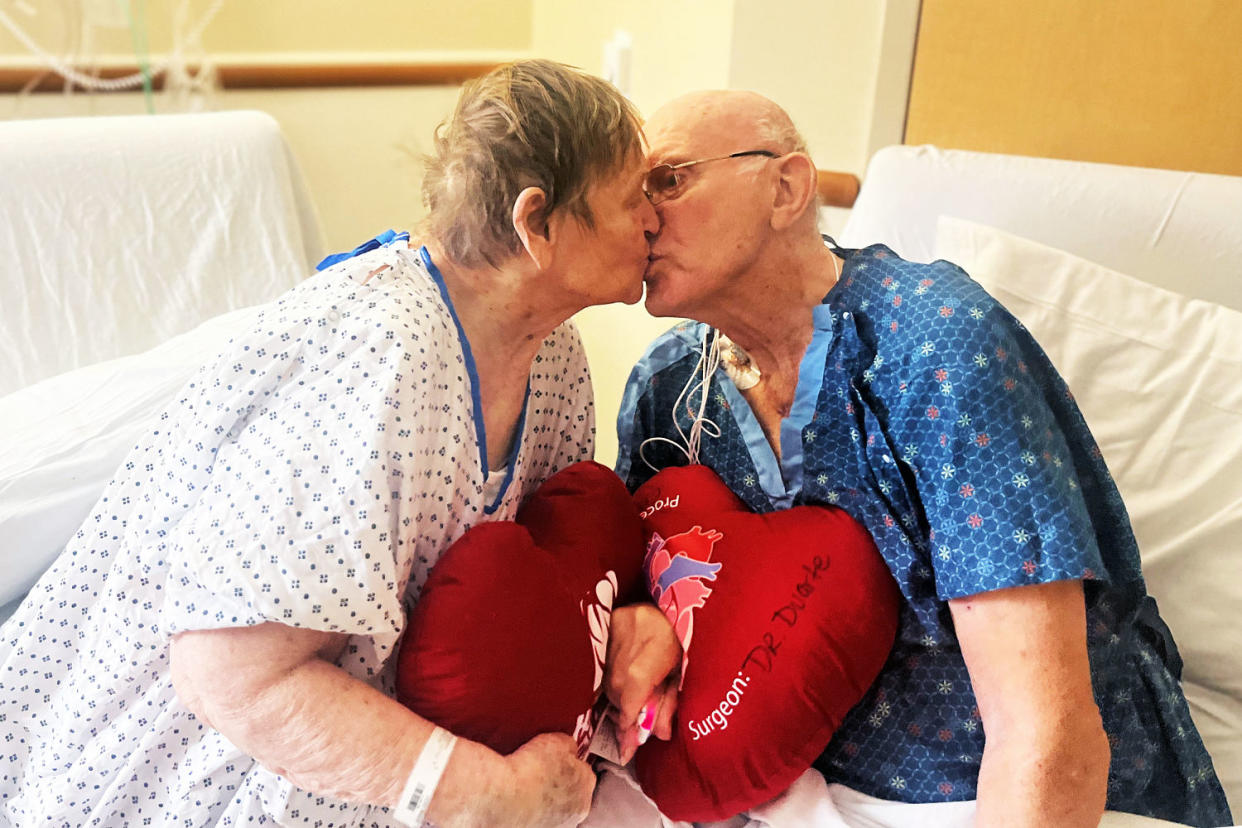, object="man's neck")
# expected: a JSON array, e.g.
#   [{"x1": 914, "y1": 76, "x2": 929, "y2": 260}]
[{"x1": 709, "y1": 233, "x2": 841, "y2": 389}]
